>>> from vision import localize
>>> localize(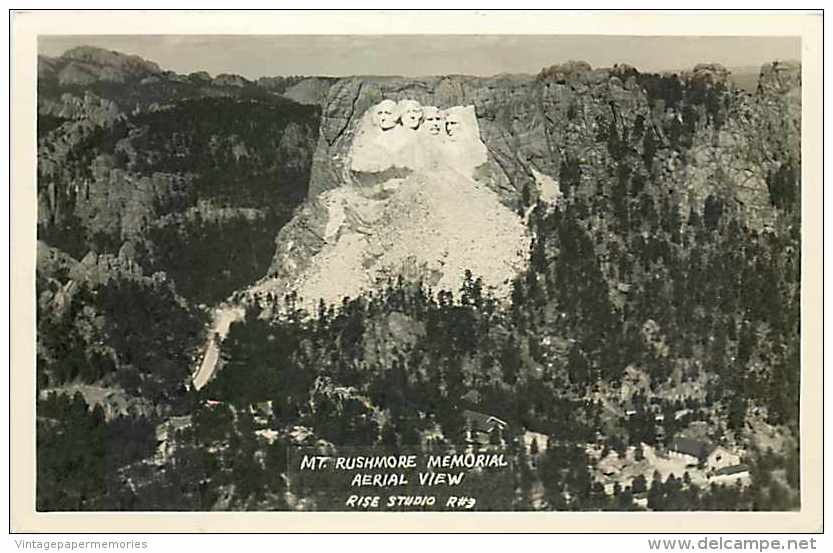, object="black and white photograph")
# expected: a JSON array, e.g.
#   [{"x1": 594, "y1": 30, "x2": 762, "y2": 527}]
[{"x1": 9, "y1": 9, "x2": 823, "y2": 534}]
